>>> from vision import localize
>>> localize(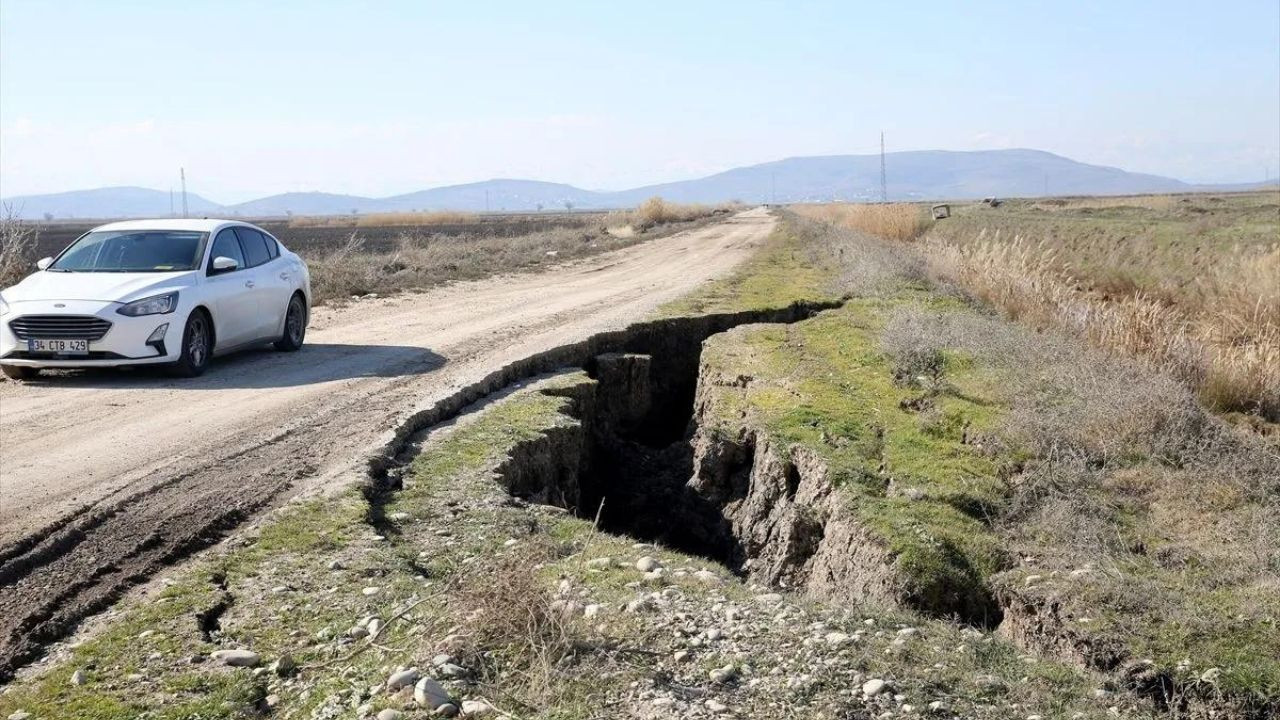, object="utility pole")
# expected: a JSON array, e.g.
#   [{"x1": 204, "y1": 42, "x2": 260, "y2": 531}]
[
  {"x1": 169, "y1": 187, "x2": 174, "y2": 217},
  {"x1": 1044, "y1": 173, "x2": 1049, "y2": 197},
  {"x1": 771, "y1": 171, "x2": 777, "y2": 205},
  {"x1": 484, "y1": 189, "x2": 490, "y2": 213},
  {"x1": 879, "y1": 132, "x2": 888, "y2": 203},
  {"x1": 180, "y1": 168, "x2": 189, "y2": 218}
]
